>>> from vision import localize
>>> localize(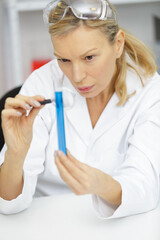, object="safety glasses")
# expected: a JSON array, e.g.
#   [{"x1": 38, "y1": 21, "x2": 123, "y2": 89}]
[{"x1": 43, "y1": 0, "x2": 116, "y2": 25}]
